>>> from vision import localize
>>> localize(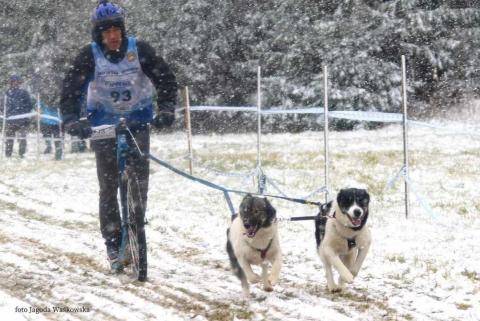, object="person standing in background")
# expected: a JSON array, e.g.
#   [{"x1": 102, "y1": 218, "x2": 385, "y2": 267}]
[
  {"x1": 39, "y1": 100, "x2": 63, "y2": 160},
  {"x1": 4, "y1": 74, "x2": 34, "y2": 158}
]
